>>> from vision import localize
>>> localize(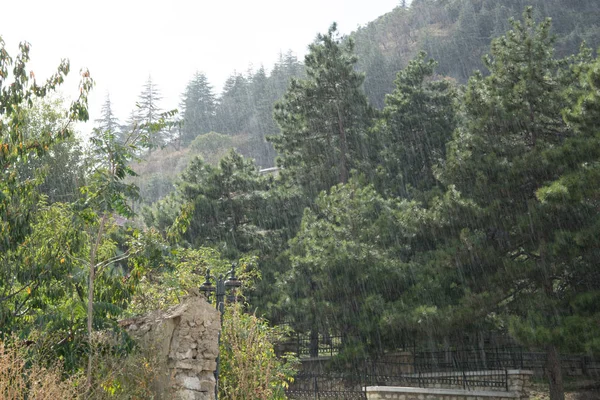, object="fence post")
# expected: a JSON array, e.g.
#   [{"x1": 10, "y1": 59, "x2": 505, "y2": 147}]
[
  {"x1": 520, "y1": 347, "x2": 524, "y2": 369},
  {"x1": 581, "y1": 355, "x2": 588, "y2": 376}
]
